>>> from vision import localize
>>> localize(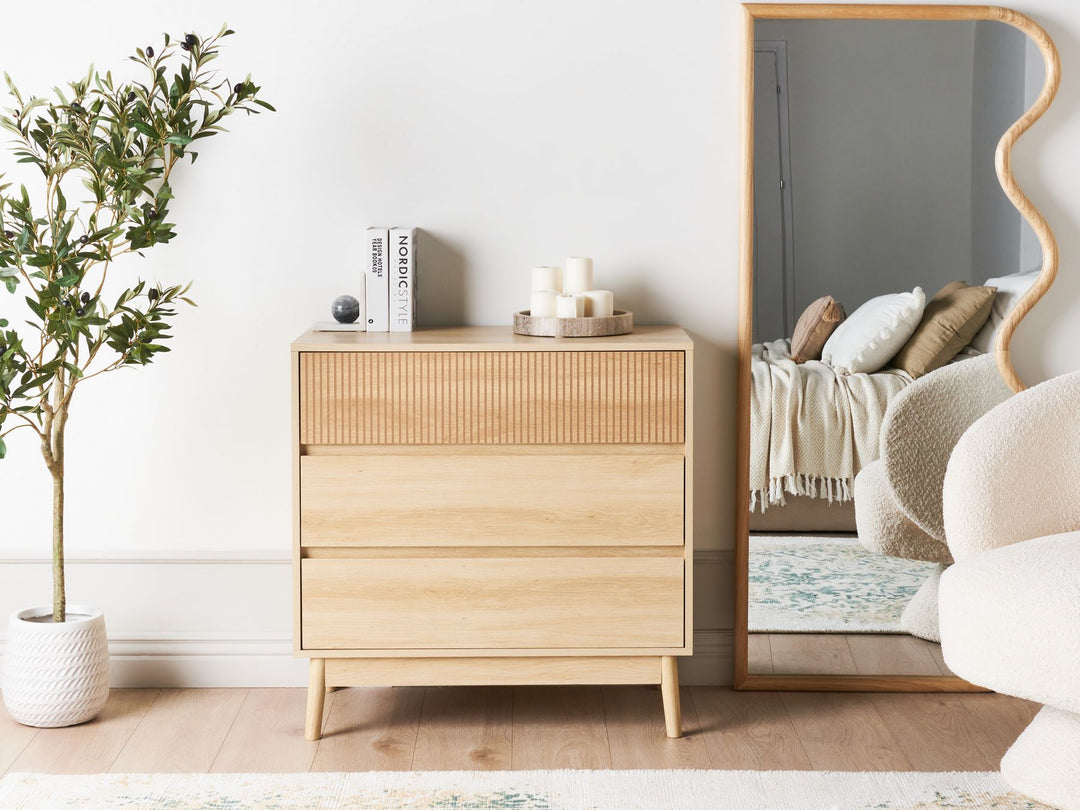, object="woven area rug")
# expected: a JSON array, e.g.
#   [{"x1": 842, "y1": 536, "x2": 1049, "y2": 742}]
[
  {"x1": 0, "y1": 769, "x2": 1050, "y2": 809},
  {"x1": 749, "y1": 535, "x2": 940, "y2": 633}
]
